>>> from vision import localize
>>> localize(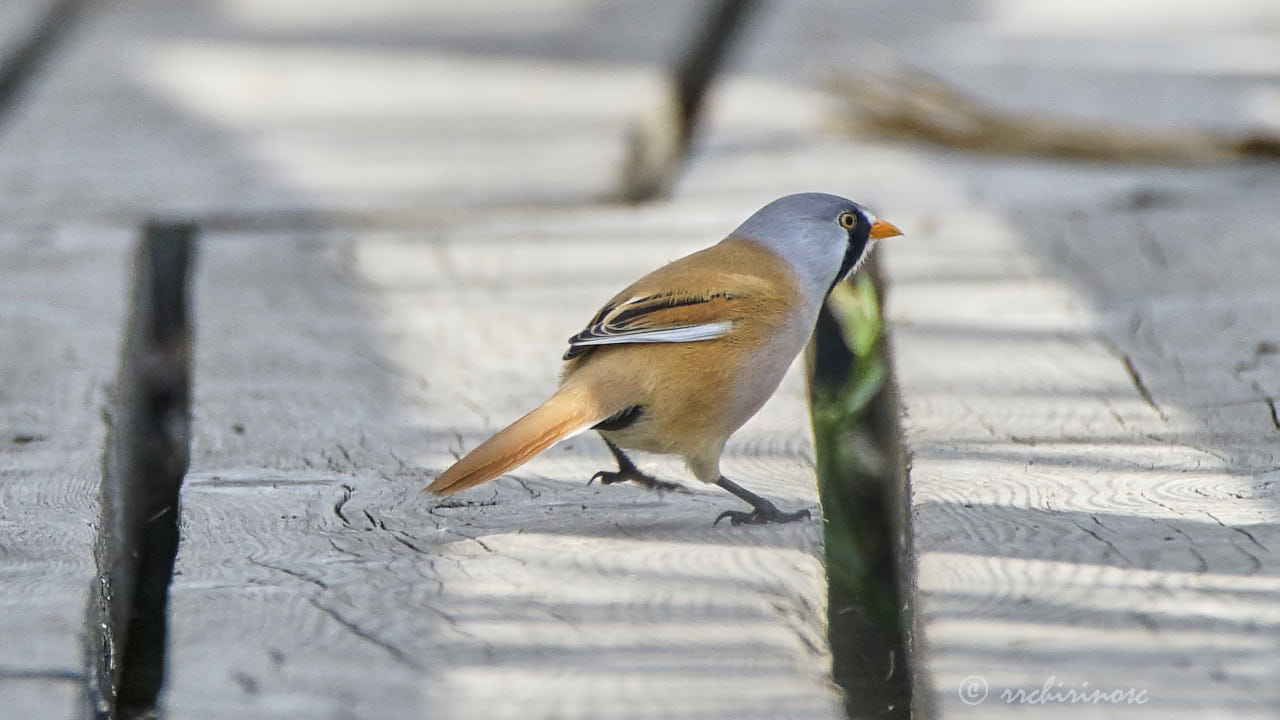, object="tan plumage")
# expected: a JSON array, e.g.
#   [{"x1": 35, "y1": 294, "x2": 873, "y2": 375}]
[
  {"x1": 427, "y1": 193, "x2": 901, "y2": 524},
  {"x1": 428, "y1": 237, "x2": 802, "y2": 494},
  {"x1": 563, "y1": 237, "x2": 810, "y2": 480}
]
